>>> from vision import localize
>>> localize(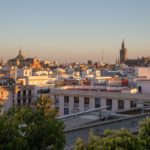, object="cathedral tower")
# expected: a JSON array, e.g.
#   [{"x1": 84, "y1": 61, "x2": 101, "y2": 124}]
[{"x1": 120, "y1": 40, "x2": 127, "y2": 63}]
